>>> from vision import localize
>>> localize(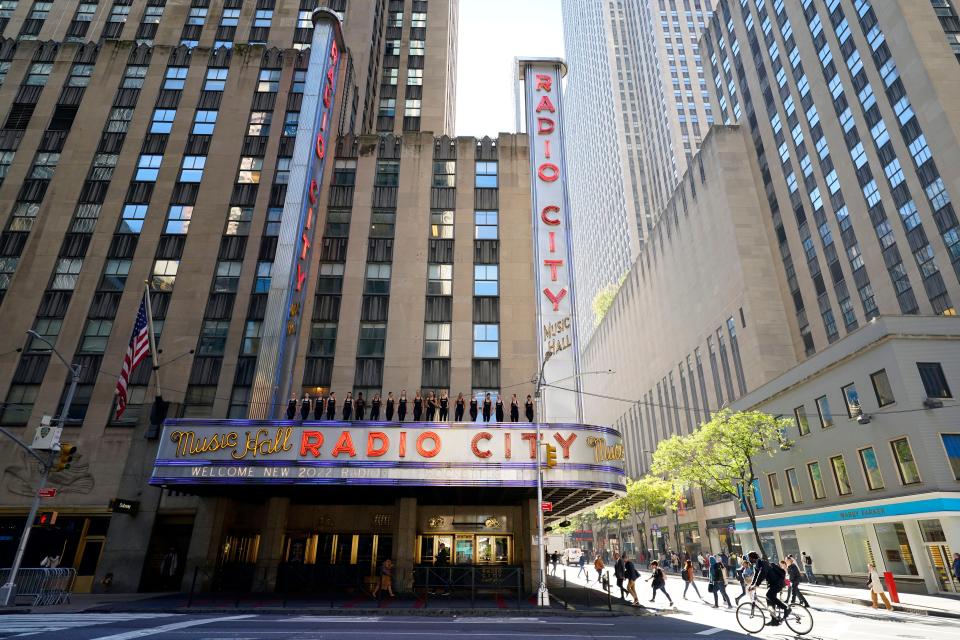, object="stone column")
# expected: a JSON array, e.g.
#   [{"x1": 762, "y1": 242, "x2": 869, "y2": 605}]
[
  {"x1": 180, "y1": 496, "x2": 233, "y2": 592},
  {"x1": 393, "y1": 497, "x2": 417, "y2": 593},
  {"x1": 521, "y1": 497, "x2": 539, "y2": 593},
  {"x1": 252, "y1": 496, "x2": 290, "y2": 592}
]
